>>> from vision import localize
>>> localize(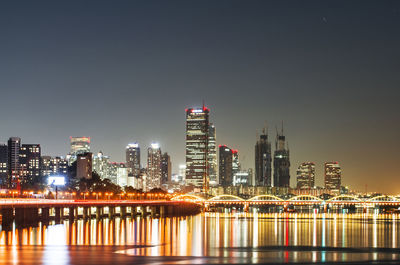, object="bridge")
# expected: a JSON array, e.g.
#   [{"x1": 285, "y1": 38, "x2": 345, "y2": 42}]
[
  {"x1": 172, "y1": 194, "x2": 400, "y2": 213},
  {"x1": 0, "y1": 199, "x2": 201, "y2": 229}
]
